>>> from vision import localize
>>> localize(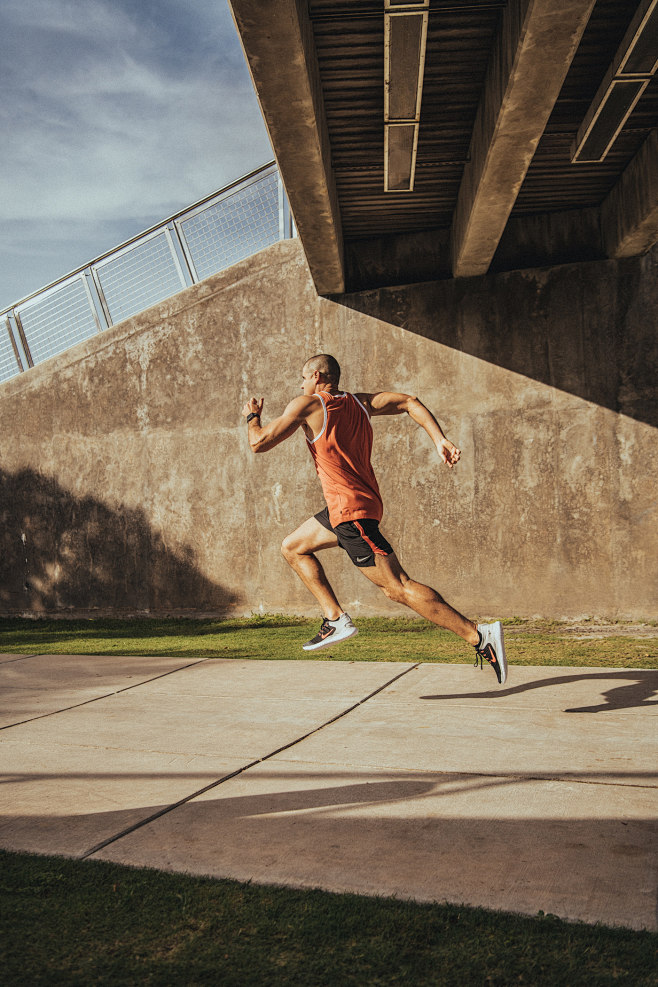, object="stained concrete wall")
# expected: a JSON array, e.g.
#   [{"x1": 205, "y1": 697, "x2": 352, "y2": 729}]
[{"x1": 1, "y1": 238, "x2": 656, "y2": 619}]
